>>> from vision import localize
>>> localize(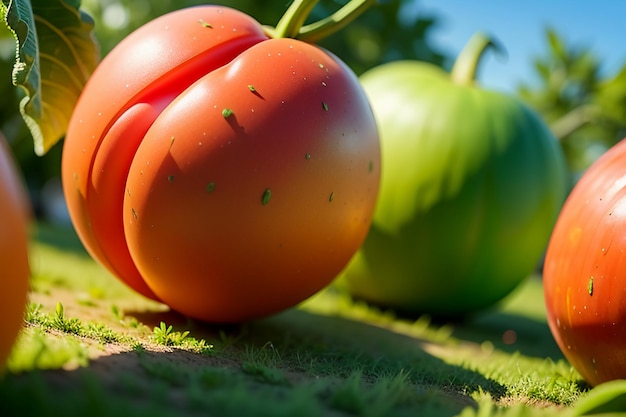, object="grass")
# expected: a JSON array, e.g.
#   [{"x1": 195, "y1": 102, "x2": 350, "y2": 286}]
[{"x1": 0, "y1": 221, "x2": 606, "y2": 416}]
